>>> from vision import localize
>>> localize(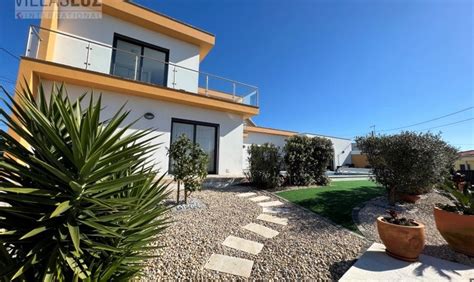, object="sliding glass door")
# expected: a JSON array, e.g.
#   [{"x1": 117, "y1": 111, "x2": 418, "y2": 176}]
[
  {"x1": 170, "y1": 119, "x2": 219, "y2": 174},
  {"x1": 111, "y1": 34, "x2": 169, "y2": 87}
]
